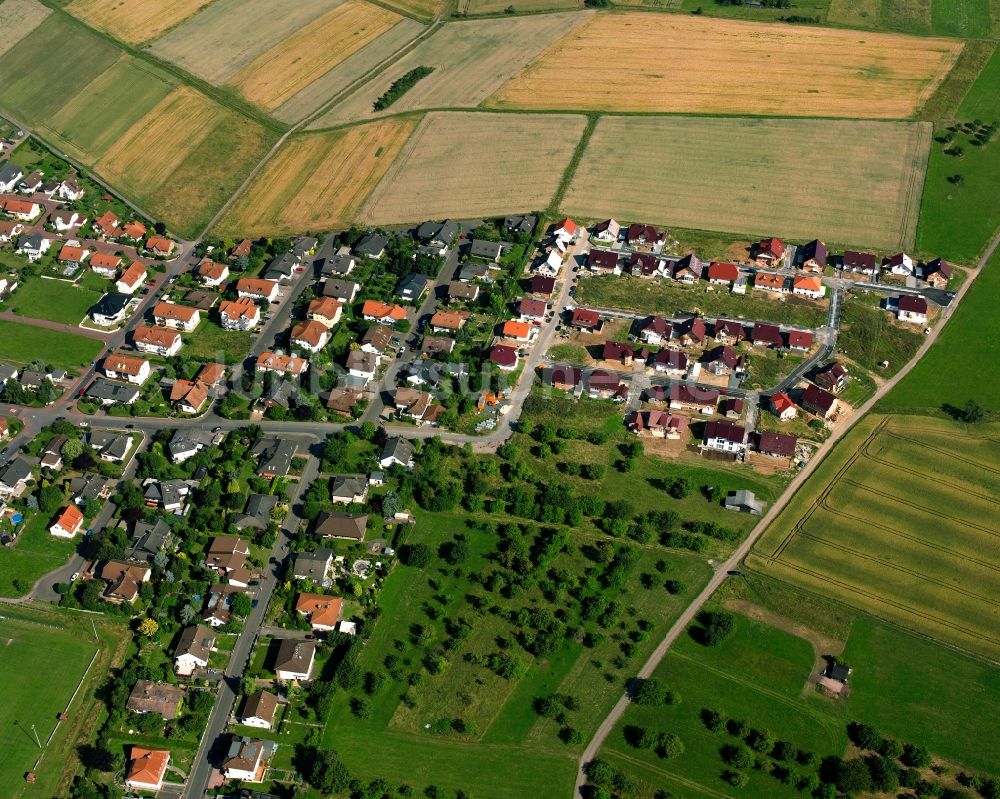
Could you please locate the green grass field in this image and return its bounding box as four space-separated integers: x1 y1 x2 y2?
748 413 1000 661
881 249 1000 414
828 0 994 36
575 275 827 329
0 13 119 125
183 322 254 363
917 45 1000 261
0 320 103 370
9 276 104 325
0 605 99 794
0 513 77 598
835 291 924 377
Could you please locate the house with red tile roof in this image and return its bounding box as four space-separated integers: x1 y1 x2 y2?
290 320 330 353
152 302 200 331
132 325 181 357
570 308 602 332
50 504 84 538
196 259 229 287
219 298 260 331
145 236 174 257
792 275 825 299
707 262 739 286
125 747 170 792
236 278 279 303
753 237 784 266
769 392 797 421
89 252 121 277
116 261 147 295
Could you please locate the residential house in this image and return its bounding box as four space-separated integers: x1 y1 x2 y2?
360 324 392 356
2 198 41 221
89 252 121 277
127 680 183 720
85 378 139 406
361 300 406 325
0 220 23 242
539 249 562 276
16 233 51 262
168 429 215 464
0 163 23 191
290 320 330 353
628 410 687 439
103 353 151 385
41 435 66 471
219 298 261 331
652 348 688 377
58 178 85 201
330 475 369 505
769 392 798 421
841 250 878 277
922 258 952 288
229 240 252 260
93 211 121 237
815 361 849 393
448 281 480 303
295 593 343 632
707 261 739 287
205 536 249 584
50 504 84 538
504 214 536 236
421 335 454 357
629 251 660 278
394 387 442 423
223 737 276 783
90 292 131 325
430 309 469 333
582 370 627 401
144 479 191 513
713 319 745 344
324 387 363 416
603 341 633 366
593 218 620 243
196 259 229 287
670 385 720 415
116 262 147 295
701 345 741 375
569 308 602 332
255 439 297 478
355 232 388 259
531 275 556 295
786 329 814 352
236 278 279 303
379 437 414 470
626 224 664 248
753 237 784 266
152 302 200 331
720 397 744 419
262 252 296 282
49 210 82 232
542 364 582 392
235 494 279 531
256 352 307 376
306 297 342 328
99 560 151 603
0 458 32 499
417 219 459 251
801 384 838 419
144 236 174 257
291 548 333 584
757 431 798 458
519 297 547 322
897 295 928 325
322 278 360 303
553 218 577 242
89 430 131 462
751 323 783 348
469 239 503 263
501 320 533 343
675 316 707 347
58 243 89 267
127 517 173 562
70 473 111 507
754 272 787 293
320 253 356 277
346 350 377 381
122 220 146 241
125 748 170 793
671 254 701 282
396 273 428 301
703 420 746 454
884 252 915 276
792 275 825 299
636 315 670 346
238 691 280 730
489 344 519 371
169 378 210 415
587 248 620 274
16 171 42 193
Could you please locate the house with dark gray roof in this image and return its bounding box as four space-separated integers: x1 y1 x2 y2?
417 219 459 249
379 437 414 469
330 475 369 505
128 518 173 562
262 252 296 282
320 254 355 277
86 378 140 405
0 458 33 499
291 548 333 583
322 278 360 302
254 439 297 478
91 292 131 325
395 273 428 302
469 239 503 262
355 232 388 259
236 494 279 530
504 215 536 235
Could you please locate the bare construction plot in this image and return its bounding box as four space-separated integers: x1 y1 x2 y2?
0 0 51 59
310 12 590 127
216 117 418 237
748 414 1000 662
361 111 586 224
149 0 343 84
66 0 211 44
226 0 403 112
563 116 930 250
489 13 962 118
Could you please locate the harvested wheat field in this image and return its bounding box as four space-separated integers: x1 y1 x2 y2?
311 12 590 127
217 118 418 237
381 0 443 20
563 116 930 250
66 0 210 44
150 0 343 84
274 17 425 123
227 1 402 112
489 13 962 118
361 111 586 224
0 0 51 59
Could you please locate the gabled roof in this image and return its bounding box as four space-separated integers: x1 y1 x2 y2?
603 340 633 361
531 275 555 295
118 261 147 288
489 344 518 368
291 320 329 348
315 511 368 540
637 315 670 336
754 272 787 290
714 319 745 339
295 593 343 627
90 252 121 270
799 239 828 266
127 747 169 787
104 353 148 376
175 624 214 662
755 237 784 258
786 329 814 349
587 249 619 270
704 419 745 444
92 292 131 318
898 295 928 313
752 322 783 345
570 308 601 328
707 262 739 282
793 275 823 292
236 277 277 297
239 691 279 725
802 383 836 412
770 392 796 413
758 431 797 457
501 320 531 339
361 300 406 321
152 301 198 323
842 250 877 270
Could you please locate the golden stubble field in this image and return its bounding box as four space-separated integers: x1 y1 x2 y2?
226 0 402 111
216 117 418 237
0 0 51 58
489 13 963 118
150 0 343 84
66 0 210 44
310 12 591 127
360 111 587 224
563 116 930 249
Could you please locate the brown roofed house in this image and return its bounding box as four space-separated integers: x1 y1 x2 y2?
127 680 184 720
315 511 368 541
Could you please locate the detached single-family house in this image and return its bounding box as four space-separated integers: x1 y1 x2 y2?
417 219 459 251
346 350 377 381
636 315 670 346
2 198 41 221
307 297 342 328
238 691 280 730
501 320 533 342
85 378 139 406
675 316 707 347
290 320 330 353
116 262 147 295
884 252 915 276
531 275 555 296
896 295 928 325
0 220 23 242
670 385 720 415
355 232 388 259
144 236 174 257
125 748 170 793
489 344 519 371
603 341 633 366
922 258 952 288
769 392 797 420
122 220 146 241
0 163 24 192
587 248 620 274
569 308 602 332
152 301 200 331
236 278 279 303
361 300 406 325
50 210 82 232
792 275 825 299
315 511 367 541
323 278 360 303
89 252 121 277
593 218 620 243
196 259 229 287
707 261 739 287
222 736 275 783
671 254 701 283
753 237 784 266
291 548 333 583
652 348 688 377
786 329 814 352
295 593 343 631
50 504 84 538
754 272 788 293
701 345 741 376
360 324 392 356
103 353 151 385
320 253 356 277
626 224 664 248
16 233 51 262
815 361 849 393
91 292 131 325
713 319 745 344
430 309 469 333
396 272 429 301
256 352 308 376
703 420 746 454
58 243 89 267
99 560 151 603
628 410 687 439
758 431 798 458
94 211 121 237
801 384 838 419
273 639 316 682
219 298 261 331
751 323 783 348
379 437 414 470
330 475 369 505
841 250 878 277
127 680 183 720
469 239 503 263
448 281 480 303
553 218 577 242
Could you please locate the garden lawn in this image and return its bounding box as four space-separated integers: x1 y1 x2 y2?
575 275 827 329
183 323 254 363
881 248 1000 413
0 320 104 369
0 512 77 597
9 276 103 325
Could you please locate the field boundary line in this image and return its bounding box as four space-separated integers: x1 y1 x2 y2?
886 428 1000 474
857 441 1000 502
840 478 999 535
